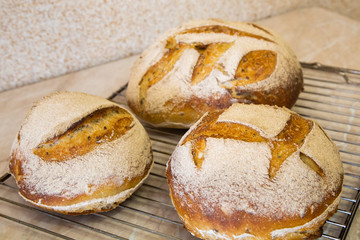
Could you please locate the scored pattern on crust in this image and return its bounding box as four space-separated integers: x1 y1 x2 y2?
137 23 277 113
181 110 324 179
178 24 274 42
229 50 277 87
33 106 134 161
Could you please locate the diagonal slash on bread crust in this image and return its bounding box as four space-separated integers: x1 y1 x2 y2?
137 24 277 113
33 107 134 161
181 111 324 179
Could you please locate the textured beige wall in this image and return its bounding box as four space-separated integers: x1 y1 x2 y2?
0 0 359 92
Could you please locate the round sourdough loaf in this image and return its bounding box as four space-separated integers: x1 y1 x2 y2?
9 91 153 215
126 19 303 128
166 103 343 239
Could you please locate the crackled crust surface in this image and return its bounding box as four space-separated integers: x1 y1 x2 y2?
166 103 343 239
126 19 303 128
9 92 153 215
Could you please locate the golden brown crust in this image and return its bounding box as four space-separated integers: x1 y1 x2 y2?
128 92 234 127
33 106 133 162
166 103 343 239
178 24 274 42
9 92 153 215
11 149 153 215
126 19 303 128
167 164 342 240
224 73 303 109
180 110 314 179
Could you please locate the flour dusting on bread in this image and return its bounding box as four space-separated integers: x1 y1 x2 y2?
167 103 343 239
10 92 153 214
127 19 303 128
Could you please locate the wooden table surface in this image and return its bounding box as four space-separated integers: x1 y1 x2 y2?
1 7 359 239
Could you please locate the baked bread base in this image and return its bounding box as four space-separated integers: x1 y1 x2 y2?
166 103 343 239
179 193 341 240
14 160 154 215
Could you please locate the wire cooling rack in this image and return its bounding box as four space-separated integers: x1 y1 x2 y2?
0 63 359 239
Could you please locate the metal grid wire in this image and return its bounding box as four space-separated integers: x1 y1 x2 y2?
1 63 359 239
